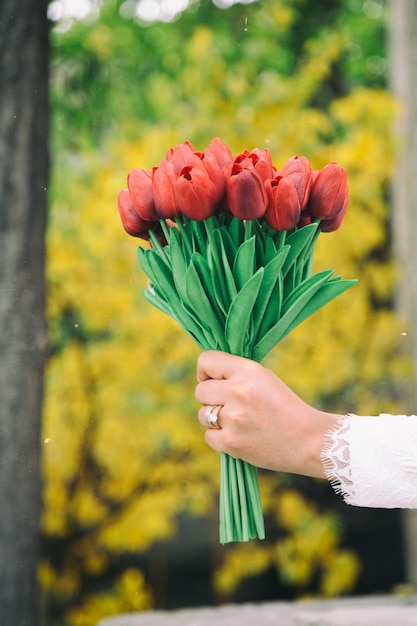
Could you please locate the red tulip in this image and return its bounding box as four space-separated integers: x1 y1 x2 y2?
225 158 268 220
174 163 219 220
320 186 349 232
117 189 156 239
204 137 233 169
200 137 233 203
264 175 301 231
153 141 221 218
152 160 181 218
278 155 312 210
127 167 158 221
164 140 196 170
307 163 348 220
247 148 275 182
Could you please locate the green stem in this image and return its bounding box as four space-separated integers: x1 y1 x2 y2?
220 452 233 544
235 458 250 541
243 462 265 540
159 219 171 244
228 454 242 540
244 219 254 241
276 228 287 250
175 217 193 260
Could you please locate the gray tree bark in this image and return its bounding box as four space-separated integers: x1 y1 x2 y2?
388 0 417 587
0 1 49 624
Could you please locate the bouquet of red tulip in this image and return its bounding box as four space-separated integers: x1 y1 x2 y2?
118 137 356 544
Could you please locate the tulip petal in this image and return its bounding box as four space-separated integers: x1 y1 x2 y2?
226 168 268 220
128 168 158 221
265 176 300 231
308 163 347 219
278 155 312 209
117 189 155 239
174 165 218 220
152 162 180 218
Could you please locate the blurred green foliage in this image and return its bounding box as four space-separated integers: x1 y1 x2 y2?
43 1 406 625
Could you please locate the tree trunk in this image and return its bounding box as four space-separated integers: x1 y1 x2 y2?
0 1 49 624
388 0 417 586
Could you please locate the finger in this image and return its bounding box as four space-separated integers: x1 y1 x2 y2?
198 404 225 429
204 428 226 454
196 350 249 383
195 377 229 405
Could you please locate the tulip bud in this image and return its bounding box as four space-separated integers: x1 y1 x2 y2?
152 161 181 219
225 161 268 220
248 148 274 182
200 137 233 203
320 186 349 232
127 168 158 221
153 142 215 218
264 175 301 231
117 189 155 239
165 141 196 171
174 164 219 220
307 163 347 220
204 137 233 169
278 155 312 209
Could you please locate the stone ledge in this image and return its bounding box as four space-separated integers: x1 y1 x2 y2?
98 594 417 626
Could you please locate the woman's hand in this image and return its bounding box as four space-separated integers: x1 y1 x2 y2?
195 351 339 478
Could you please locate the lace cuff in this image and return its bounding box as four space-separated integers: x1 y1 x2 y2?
321 413 417 509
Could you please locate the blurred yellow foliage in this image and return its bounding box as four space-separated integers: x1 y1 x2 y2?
216 489 360 598
43 1 407 622
67 569 152 626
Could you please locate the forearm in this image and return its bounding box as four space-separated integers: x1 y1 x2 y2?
321 413 417 508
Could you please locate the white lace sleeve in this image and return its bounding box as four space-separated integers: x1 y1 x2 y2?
321 414 417 508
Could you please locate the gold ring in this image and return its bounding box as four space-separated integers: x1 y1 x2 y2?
205 405 222 429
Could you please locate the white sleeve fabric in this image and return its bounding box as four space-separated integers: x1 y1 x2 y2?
321 413 417 508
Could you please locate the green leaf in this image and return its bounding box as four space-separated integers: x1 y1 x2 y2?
225 268 264 355
254 275 283 345
174 218 193 260
213 228 238 306
281 223 319 277
144 249 176 297
141 287 172 316
148 227 171 261
252 246 289 337
204 218 230 312
141 286 213 349
281 269 334 316
228 216 245 248
252 270 335 361
233 236 256 291
137 246 156 282
264 236 279 264
219 225 238 264
190 219 208 255
190 253 225 324
287 278 358 334
169 230 188 302
185 261 227 349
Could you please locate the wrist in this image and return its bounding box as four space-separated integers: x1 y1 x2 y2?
301 410 340 479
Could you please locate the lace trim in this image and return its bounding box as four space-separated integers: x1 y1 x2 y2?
321 413 417 508
387 413 417 474
321 415 355 503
